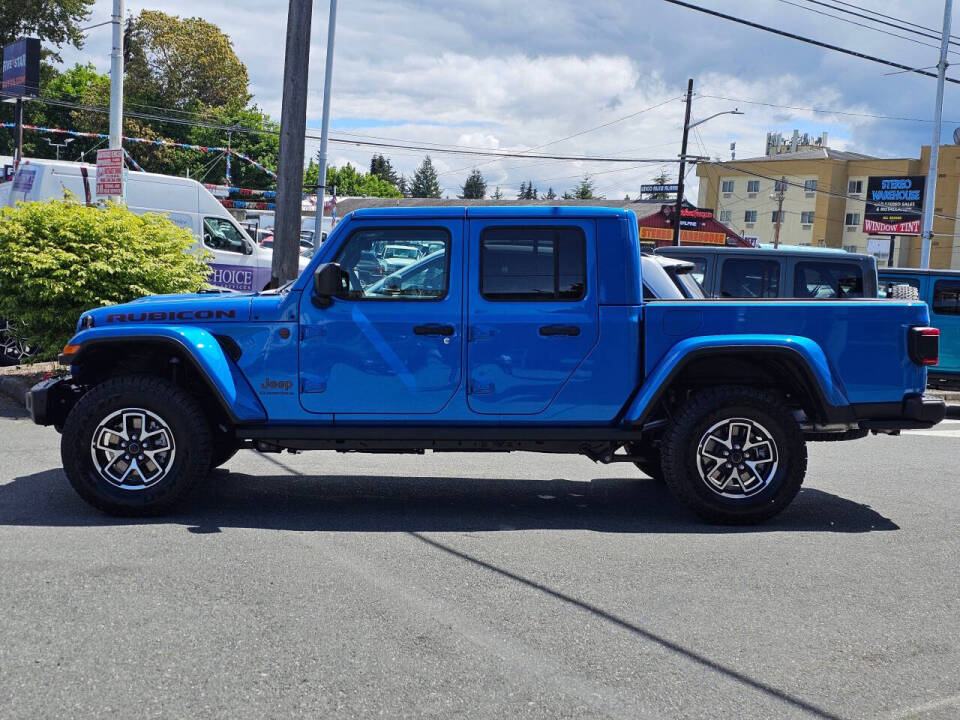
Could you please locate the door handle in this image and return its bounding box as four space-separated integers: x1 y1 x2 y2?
539 324 580 337
414 323 455 337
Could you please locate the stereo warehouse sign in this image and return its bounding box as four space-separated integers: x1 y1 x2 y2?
863 176 925 236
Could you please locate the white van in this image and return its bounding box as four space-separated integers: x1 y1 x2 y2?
5 158 306 292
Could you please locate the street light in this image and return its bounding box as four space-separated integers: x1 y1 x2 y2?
672 77 744 246
45 137 74 160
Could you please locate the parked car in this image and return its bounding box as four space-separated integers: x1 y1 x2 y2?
381 244 422 271
655 245 878 299
30 206 943 524
879 267 960 388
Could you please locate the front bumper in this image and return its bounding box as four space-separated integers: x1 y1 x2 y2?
855 394 946 432
26 376 78 428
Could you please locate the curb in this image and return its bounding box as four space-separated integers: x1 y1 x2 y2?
0 375 29 405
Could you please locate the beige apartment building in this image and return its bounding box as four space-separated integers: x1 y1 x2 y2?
696 135 960 269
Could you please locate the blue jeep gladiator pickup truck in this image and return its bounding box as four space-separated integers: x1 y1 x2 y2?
27 207 945 524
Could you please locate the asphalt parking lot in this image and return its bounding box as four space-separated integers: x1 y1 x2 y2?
1 393 958 720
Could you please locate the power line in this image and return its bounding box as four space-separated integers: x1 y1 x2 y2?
437 94 684 177
793 0 951 46
828 0 960 42
696 92 960 124
775 0 959 56
2 93 683 164
661 0 960 84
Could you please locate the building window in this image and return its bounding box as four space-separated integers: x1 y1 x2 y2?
746 180 760 193
804 179 818 193
848 180 863 194
845 212 861 227
801 211 816 224
719 210 732 223
744 210 757 223
721 180 735 193
774 179 787 192
771 211 785 223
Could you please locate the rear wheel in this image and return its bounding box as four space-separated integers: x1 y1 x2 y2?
661 386 807 524
61 375 212 516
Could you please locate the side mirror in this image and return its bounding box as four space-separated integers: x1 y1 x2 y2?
243 242 254 255
312 262 348 308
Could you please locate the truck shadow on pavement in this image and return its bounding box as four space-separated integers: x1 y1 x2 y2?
1 466 899 534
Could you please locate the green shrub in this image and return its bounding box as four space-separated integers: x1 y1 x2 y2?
0 199 210 359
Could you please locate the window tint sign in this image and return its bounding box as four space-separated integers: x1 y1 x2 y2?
863 176 924 235
2 38 40 98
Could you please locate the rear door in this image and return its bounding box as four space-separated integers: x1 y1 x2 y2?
466 220 598 414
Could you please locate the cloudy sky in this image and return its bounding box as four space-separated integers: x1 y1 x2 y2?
57 0 960 199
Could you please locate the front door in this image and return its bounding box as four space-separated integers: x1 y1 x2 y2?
930 276 960 375
202 216 262 292
299 220 463 414
466 220 598 414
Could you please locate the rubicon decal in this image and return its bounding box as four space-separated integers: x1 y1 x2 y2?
105 309 237 322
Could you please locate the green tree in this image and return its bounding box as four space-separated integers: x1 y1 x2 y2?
649 170 673 199
410 156 442 198
544 187 556 200
369 154 399 186
516 181 528 200
397 175 409 197
564 174 603 200
124 10 251 110
491 186 504 200
460 169 486 199
0 0 94 58
320 162 402 198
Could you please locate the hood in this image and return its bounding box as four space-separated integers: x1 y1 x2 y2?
79 292 253 330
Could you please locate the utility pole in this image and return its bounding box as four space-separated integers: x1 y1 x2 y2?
672 78 694 246
920 0 953 269
773 176 786 249
13 99 23 169
313 0 338 249
272 0 314 286
109 0 124 150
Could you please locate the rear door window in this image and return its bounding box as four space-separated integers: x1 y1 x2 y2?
793 262 864 298
933 279 960 315
480 226 586 301
719 259 780 298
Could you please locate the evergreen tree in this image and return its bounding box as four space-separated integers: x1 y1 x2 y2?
566 174 603 200
516 181 528 200
398 174 410 197
410 156 442 198
527 181 538 200
460 169 487 199
544 187 556 200
649 170 673 199
624 194 631 201
369 154 400 186
491 186 504 200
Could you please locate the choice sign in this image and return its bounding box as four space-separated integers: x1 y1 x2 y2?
863 176 925 236
2 38 40 98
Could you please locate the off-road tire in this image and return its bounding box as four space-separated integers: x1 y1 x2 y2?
61 375 212 516
661 385 807 524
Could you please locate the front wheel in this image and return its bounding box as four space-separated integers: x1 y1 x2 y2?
61 375 213 516
660 386 807 524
